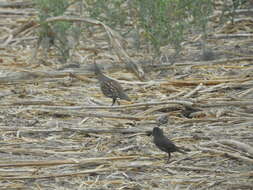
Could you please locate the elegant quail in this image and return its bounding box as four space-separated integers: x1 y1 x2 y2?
152 127 186 161
94 63 131 106
156 114 168 126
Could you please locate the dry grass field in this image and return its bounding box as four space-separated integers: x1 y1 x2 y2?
0 1 252 189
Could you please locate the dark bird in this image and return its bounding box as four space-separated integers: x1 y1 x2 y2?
94 63 131 106
156 114 168 126
152 127 186 161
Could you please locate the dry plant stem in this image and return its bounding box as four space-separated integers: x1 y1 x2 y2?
135 104 183 117
102 24 145 80
198 180 226 190
0 148 56 156
0 70 70 84
169 165 238 174
44 16 144 80
183 83 203 98
29 109 143 120
0 1 35 8
217 139 253 155
0 70 143 85
166 77 253 86
199 83 232 93
238 171 253 177
200 100 253 107
228 110 253 117
0 126 55 132
69 72 93 83
1 147 124 156
238 88 253 98
0 158 154 181
62 127 151 134
160 167 177 175
174 57 253 67
0 156 137 168
0 69 251 87
20 100 193 110
10 21 36 41
0 9 35 16
0 168 112 180
210 34 253 39
197 147 253 164
178 118 231 124
209 8 253 20
233 8 253 15
217 143 252 161
7 100 55 106
170 151 201 165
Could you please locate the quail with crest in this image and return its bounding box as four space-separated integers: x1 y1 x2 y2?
94 62 131 106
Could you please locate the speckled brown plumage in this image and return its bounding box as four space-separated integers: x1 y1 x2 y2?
94 63 130 105
152 127 186 161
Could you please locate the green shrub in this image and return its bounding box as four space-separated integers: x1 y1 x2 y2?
220 0 248 24
86 0 213 57
35 0 214 60
36 0 79 63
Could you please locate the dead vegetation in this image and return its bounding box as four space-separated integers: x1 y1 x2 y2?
0 0 253 189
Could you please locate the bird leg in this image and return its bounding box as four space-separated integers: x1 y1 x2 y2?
167 152 171 162
111 98 116 106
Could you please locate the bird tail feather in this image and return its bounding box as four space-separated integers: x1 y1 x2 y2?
176 147 187 154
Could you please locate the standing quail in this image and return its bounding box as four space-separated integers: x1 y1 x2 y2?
152 127 186 161
94 63 131 106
